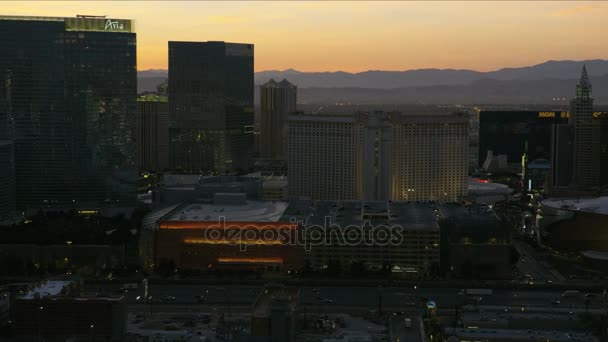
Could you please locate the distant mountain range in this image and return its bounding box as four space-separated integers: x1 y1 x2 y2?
138 60 608 104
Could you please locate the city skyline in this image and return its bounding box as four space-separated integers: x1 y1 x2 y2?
3 1 608 72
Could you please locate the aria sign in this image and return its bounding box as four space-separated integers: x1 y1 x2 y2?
64 17 132 33
104 19 125 31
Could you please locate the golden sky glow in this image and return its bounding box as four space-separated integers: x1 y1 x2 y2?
3 1 608 72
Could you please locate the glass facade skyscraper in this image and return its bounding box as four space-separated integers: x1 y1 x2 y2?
0 16 136 210
168 41 254 175
479 110 568 166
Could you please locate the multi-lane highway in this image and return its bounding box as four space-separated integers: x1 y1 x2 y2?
87 283 607 313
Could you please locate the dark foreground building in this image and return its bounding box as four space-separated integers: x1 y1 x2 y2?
137 95 169 173
0 140 16 223
0 15 137 211
260 79 297 161
168 41 254 174
14 279 126 341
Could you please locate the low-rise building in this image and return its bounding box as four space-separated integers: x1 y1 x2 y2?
438 204 512 279
251 284 300 342
147 193 302 272
157 174 263 206
283 201 440 275
261 176 288 201
14 279 126 341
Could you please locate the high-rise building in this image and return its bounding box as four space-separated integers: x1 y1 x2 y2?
363 112 392 201
287 113 364 200
0 140 16 223
287 111 468 201
168 41 254 175
391 113 469 202
550 123 574 189
0 15 137 210
570 66 606 191
478 110 569 166
260 79 297 160
137 95 169 173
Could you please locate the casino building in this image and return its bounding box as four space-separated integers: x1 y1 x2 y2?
140 193 302 272
539 197 608 255
478 109 568 167
0 15 137 211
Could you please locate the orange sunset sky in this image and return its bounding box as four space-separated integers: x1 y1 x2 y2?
3 1 608 72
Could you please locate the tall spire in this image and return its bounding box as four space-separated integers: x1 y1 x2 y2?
576 64 592 98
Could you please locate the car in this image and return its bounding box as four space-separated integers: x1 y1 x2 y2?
585 293 596 298
323 298 334 304
551 300 561 305
562 290 581 298
546 280 553 284
163 295 176 301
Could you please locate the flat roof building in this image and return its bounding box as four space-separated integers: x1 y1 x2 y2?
14 279 127 341
251 285 300 342
146 194 302 272
282 200 441 275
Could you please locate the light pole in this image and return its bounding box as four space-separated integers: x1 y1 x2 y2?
37 305 44 342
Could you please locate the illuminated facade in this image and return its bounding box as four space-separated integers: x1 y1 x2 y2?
147 194 302 271
168 41 255 174
390 113 468 202
137 95 169 173
287 111 468 202
0 15 137 210
260 79 297 160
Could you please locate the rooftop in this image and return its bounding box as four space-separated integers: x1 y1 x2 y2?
467 178 513 195
542 196 608 216
21 280 73 299
283 200 441 230
0 15 134 33
581 250 608 261
252 285 299 318
161 199 289 223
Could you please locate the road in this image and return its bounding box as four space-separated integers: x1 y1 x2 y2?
87 283 608 314
514 240 565 282
389 312 423 342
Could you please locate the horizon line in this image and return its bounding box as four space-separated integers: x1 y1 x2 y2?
137 58 607 74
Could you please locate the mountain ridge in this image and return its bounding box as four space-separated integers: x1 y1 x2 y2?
137 59 608 104
139 59 608 88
